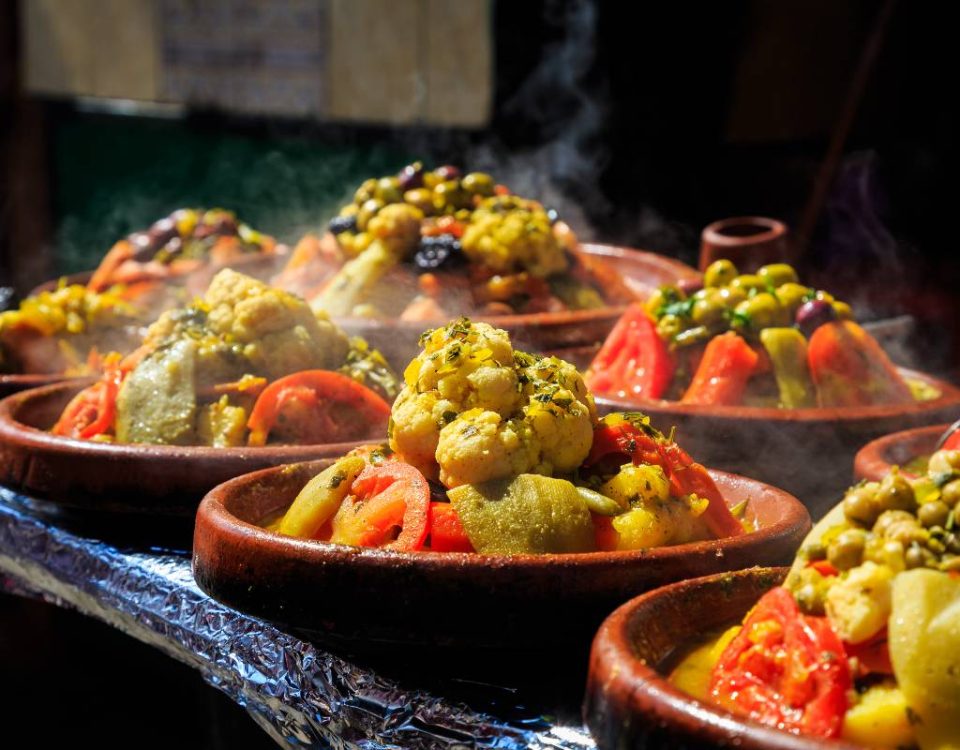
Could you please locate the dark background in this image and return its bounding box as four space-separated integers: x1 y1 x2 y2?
1 0 958 746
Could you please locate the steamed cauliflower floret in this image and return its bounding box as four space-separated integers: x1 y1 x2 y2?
824 561 894 644
461 199 569 278
147 269 350 379
389 318 595 487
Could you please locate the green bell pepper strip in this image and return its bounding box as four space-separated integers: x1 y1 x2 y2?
760 327 817 409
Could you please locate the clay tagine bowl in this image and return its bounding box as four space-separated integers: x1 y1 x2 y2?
0 372 82 399
193 460 810 648
0 382 369 515
590 369 960 519
853 421 960 482
334 242 700 367
585 566 862 750
698 216 791 273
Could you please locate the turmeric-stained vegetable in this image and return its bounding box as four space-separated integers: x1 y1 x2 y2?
760 327 816 408
279 456 366 538
807 321 913 407
681 332 758 405
447 474 595 554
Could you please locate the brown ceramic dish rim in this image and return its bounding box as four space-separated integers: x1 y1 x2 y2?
701 216 788 248
198 462 810 569
0 380 374 460
853 422 948 482
589 567 864 750
595 368 960 424
328 243 700 329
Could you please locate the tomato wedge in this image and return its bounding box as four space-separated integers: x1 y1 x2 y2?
246 370 391 446
52 361 125 440
681 331 758 405
330 462 431 551
586 304 675 399
429 502 474 552
710 587 850 738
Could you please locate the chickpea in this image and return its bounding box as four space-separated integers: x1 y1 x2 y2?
828 528 867 571
844 483 881 526
918 500 950 529
758 263 799 288
929 450 960 478
704 259 738 288
875 470 917 513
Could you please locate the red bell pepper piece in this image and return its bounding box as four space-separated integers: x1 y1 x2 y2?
51 358 125 440
807 321 913 407
586 304 675 399
681 332 759 405
429 502 474 552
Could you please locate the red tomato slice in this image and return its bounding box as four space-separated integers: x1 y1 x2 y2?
52 362 124 440
586 304 675 399
710 587 850 738
330 462 430 551
428 502 474 552
246 370 391 446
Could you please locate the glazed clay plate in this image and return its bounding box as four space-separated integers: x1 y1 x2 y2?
854 422 952 482
0 382 370 515
587 365 960 518
585 567 862 750
333 243 700 366
0 373 82 399
193 460 810 648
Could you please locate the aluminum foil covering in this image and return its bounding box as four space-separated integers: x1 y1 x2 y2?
0 488 596 749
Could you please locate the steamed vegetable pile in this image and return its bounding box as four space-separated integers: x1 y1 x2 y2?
0 282 146 375
273 318 747 554
274 163 635 320
671 456 960 749
587 259 923 408
51 269 398 446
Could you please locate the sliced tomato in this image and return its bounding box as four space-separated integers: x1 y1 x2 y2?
586 304 675 399
807 321 913 407
429 502 474 552
710 587 850 738
51 361 124 440
681 331 758 405
330 462 430 551
246 370 391 446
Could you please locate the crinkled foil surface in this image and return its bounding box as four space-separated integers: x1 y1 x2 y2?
0 488 596 749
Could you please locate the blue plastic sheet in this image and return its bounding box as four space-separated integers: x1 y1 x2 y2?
0 488 596 749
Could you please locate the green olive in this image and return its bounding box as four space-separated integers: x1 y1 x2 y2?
733 292 788 331
691 290 726 328
801 541 827 561
717 285 747 308
338 203 359 218
375 176 402 204
918 500 950 529
929 450 960 477
814 289 836 304
758 263 799 288
942 478 960 507
403 188 434 214
776 282 811 314
832 301 854 321
704 259 738 288
433 180 469 211
843 483 881 526
656 314 684 341
730 274 766 294
874 509 917 538
422 171 442 189
906 544 936 569
354 178 378 205
828 528 867 571
645 286 681 317
462 172 495 196
875 470 917 513
674 325 711 347
794 582 826 615
356 198 384 231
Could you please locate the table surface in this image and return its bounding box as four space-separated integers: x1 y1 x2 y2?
0 487 597 750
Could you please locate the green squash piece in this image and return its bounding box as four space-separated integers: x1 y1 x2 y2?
448 474 596 554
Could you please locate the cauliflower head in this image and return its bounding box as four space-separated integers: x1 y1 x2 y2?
146 269 350 380
461 197 569 278
389 318 595 486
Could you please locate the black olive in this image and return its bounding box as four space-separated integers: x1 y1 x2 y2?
398 162 424 191
435 165 461 181
328 214 358 235
413 235 464 271
795 299 836 336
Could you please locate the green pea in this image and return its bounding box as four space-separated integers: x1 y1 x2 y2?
462 172 495 196
828 528 867 571
758 263 799 288
704 259 738 288
876 471 917 513
843 483 881 526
